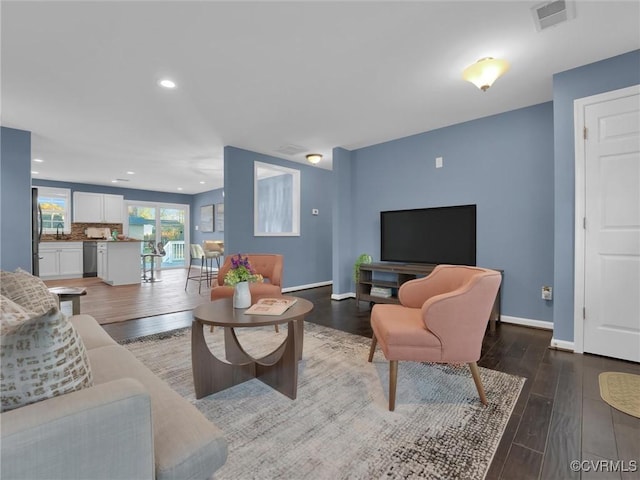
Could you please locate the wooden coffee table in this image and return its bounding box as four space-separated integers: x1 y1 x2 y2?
191 296 313 400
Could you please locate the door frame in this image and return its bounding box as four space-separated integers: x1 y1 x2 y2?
573 84 640 353
123 200 190 269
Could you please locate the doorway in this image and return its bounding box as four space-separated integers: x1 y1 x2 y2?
126 202 189 269
574 85 640 362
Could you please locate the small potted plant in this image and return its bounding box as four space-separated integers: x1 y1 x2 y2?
353 253 373 283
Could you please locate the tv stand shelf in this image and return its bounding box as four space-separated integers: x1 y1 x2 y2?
357 262 502 331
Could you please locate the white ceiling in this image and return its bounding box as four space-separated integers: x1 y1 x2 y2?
2 1 639 194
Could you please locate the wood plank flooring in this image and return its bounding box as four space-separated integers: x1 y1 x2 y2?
45 268 212 324
60 272 639 479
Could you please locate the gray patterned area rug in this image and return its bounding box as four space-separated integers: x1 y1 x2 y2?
123 323 525 480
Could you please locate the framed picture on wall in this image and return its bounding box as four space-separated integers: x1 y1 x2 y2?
200 205 214 232
215 203 224 232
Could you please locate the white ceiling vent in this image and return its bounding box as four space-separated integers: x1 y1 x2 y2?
274 144 308 156
532 0 575 31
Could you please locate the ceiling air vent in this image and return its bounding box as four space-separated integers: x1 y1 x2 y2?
531 0 575 31
274 144 308 156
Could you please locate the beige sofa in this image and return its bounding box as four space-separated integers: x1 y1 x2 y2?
1 312 228 479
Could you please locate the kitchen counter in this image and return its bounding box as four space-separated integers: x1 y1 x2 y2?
97 241 142 286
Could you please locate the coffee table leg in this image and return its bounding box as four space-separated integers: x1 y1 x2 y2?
191 320 255 399
224 327 255 364
255 320 299 399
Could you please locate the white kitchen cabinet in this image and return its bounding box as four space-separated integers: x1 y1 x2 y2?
73 192 124 223
39 242 83 279
97 242 108 280
98 241 141 286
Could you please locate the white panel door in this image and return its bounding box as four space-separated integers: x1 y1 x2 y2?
583 90 640 362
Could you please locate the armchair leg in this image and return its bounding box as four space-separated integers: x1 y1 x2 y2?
468 362 488 405
368 334 377 362
389 360 398 411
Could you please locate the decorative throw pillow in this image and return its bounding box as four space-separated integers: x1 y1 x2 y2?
0 306 93 412
0 295 34 335
0 268 58 314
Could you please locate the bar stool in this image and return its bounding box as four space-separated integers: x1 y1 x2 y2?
142 242 165 283
185 244 209 293
203 241 223 285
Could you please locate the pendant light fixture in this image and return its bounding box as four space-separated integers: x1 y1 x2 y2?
462 57 510 91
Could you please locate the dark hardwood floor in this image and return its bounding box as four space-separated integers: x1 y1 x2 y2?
101 284 639 480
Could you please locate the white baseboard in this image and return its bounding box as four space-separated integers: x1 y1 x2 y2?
282 281 332 293
501 316 575 352
500 315 553 331
331 292 356 301
549 338 576 352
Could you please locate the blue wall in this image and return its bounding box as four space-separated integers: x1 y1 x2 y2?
331 147 355 295
32 179 193 207
1 127 32 272
224 146 333 289
32 179 195 245
552 49 640 341
192 188 225 246
341 103 555 323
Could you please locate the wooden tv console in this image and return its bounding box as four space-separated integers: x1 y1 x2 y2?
357 262 502 332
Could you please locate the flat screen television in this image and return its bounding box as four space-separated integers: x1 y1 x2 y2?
380 204 476 265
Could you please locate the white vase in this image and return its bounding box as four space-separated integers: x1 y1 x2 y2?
233 281 251 308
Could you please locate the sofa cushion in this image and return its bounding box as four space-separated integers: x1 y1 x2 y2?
0 307 93 412
0 268 58 314
88 345 228 479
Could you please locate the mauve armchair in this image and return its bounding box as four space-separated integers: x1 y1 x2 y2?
368 264 502 411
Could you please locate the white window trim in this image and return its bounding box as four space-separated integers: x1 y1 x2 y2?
38 186 72 234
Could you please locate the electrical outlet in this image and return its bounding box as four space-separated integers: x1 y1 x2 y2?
542 286 552 300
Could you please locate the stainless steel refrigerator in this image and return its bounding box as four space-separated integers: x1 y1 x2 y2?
31 187 42 276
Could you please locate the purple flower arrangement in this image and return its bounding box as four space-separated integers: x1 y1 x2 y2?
224 254 263 286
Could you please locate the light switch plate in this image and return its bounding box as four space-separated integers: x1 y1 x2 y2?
435 156 443 168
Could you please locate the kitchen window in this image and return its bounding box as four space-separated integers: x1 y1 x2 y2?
38 187 71 234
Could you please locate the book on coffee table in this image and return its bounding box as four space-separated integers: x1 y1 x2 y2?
244 297 298 316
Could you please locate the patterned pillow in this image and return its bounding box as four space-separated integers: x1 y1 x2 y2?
0 268 58 314
0 306 93 412
0 295 34 335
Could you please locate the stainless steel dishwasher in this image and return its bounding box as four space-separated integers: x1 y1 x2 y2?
83 241 98 277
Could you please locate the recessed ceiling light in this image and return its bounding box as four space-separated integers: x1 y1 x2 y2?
177 187 183 191
33 158 44 163
111 180 118 183
126 171 135 175
199 181 205 184
31 171 39 175
158 79 176 89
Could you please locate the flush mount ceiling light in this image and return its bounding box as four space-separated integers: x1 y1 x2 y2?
462 57 510 91
158 79 176 89
306 153 322 164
